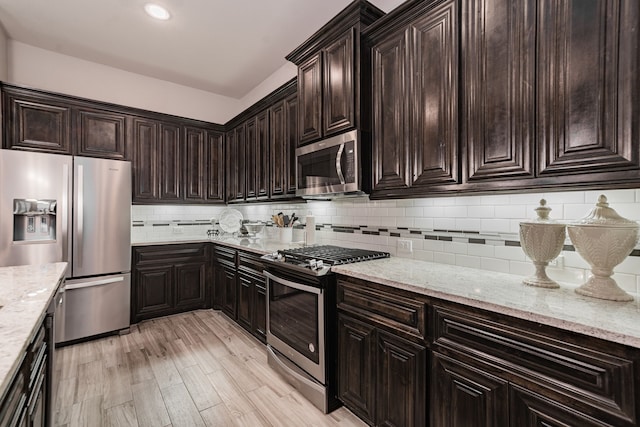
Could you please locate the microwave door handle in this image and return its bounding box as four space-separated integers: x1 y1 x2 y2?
336 143 345 185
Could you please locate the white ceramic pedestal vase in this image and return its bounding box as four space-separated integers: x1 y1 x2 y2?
519 199 566 288
567 195 639 302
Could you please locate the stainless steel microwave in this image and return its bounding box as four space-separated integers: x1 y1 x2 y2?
296 130 368 199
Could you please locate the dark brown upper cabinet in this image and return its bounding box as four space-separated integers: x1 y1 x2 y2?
462 0 535 183
2 84 129 160
75 108 127 160
270 92 298 199
206 131 225 202
537 0 639 177
2 87 72 154
158 122 182 201
370 0 458 195
255 110 270 199
184 126 224 203
132 118 159 202
226 78 297 203
368 0 640 199
286 0 384 146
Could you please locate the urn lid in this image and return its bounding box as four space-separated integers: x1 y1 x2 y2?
520 199 564 226
570 195 639 228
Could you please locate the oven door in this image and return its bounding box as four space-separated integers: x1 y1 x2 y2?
264 270 325 383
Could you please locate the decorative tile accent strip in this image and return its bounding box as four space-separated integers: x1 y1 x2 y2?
505 240 521 247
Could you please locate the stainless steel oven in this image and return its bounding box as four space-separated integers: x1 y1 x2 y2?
263 268 338 413
265 271 325 382
262 245 390 414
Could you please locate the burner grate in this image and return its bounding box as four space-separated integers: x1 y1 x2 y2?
280 245 390 266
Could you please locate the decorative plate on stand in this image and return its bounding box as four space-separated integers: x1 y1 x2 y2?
218 208 243 234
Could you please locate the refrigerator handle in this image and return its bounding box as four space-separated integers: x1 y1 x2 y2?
77 164 84 269
61 164 70 264
65 276 124 290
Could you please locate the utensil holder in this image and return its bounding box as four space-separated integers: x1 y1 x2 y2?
279 227 293 243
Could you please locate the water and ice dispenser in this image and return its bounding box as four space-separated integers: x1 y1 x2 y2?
13 199 57 242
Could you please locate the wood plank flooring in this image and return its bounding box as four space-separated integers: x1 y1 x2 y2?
54 310 366 427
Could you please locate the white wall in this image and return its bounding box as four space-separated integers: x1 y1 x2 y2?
0 24 8 81
238 62 297 112
6 41 243 123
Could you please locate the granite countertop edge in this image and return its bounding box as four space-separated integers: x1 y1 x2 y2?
0 262 67 400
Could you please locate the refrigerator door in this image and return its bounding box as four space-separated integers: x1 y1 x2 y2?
60 273 131 343
72 157 131 277
0 150 72 270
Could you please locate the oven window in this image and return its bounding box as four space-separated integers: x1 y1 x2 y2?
269 281 319 364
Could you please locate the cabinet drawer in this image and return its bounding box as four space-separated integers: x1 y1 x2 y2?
213 245 236 265
134 243 208 265
238 251 264 276
433 304 637 424
0 360 26 427
337 279 426 341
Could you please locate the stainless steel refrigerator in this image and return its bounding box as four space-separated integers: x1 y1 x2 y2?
0 150 131 343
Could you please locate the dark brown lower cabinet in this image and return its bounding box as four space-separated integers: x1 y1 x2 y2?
131 243 210 323
212 244 266 343
0 318 50 427
431 302 640 427
431 352 509 427
337 276 428 427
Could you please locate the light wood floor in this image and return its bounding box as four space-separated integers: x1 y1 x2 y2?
54 310 366 427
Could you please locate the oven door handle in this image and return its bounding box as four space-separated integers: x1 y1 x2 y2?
263 271 322 295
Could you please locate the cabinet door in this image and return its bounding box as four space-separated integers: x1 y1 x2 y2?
245 118 257 199
206 131 225 202
431 352 509 427
184 127 207 202
298 53 323 145
372 28 412 191
510 385 612 427
175 262 207 310
237 274 253 331
158 123 182 201
134 265 174 320
225 130 236 203
256 110 270 199
221 265 237 319
233 124 246 201
376 330 427 427
132 118 159 202
411 1 459 187
3 93 72 154
337 314 376 425
323 29 355 136
285 94 299 194
254 280 267 343
462 0 535 182
537 0 640 176
75 108 127 160
270 100 286 197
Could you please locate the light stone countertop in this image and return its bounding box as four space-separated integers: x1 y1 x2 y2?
332 257 640 349
0 262 67 400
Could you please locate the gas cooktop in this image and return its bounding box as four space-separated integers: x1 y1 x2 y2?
261 245 390 276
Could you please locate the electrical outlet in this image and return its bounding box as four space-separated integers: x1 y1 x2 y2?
397 239 413 253
549 255 564 268
172 226 184 234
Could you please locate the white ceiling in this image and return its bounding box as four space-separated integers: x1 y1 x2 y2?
0 0 404 99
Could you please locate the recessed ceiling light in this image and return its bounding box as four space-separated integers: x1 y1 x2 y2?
144 3 171 21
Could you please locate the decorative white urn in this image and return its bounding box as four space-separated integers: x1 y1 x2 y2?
567 195 639 302
519 199 566 288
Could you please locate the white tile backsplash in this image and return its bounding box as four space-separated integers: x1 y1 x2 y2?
132 187 640 292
